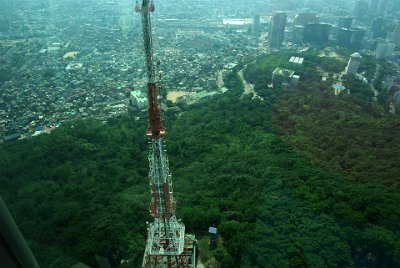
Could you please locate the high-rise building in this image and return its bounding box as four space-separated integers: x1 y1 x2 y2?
294 13 319 26
391 21 400 47
265 4 273 14
336 26 366 49
350 28 366 49
376 42 395 59
377 0 388 16
273 0 301 10
292 25 304 44
337 28 353 47
345 52 362 75
253 14 261 37
353 0 369 19
370 17 387 39
338 17 354 29
368 0 379 17
303 23 331 46
269 12 287 49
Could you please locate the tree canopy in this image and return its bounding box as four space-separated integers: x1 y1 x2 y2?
1 50 399 267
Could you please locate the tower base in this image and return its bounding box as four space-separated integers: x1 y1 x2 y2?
142 234 196 268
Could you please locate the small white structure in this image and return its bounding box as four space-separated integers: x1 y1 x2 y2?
129 90 148 110
66 62 83 70
345 52 362 75
289 56 304 65
222 18 253 26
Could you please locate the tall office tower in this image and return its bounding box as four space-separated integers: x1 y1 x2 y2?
368 0 379 17
303 23 332 46
265 4 273 14
391 21 400 47
292 25 305 44
269 12 287 49
338 17 354 29
101 1 121 29
294 13 319 26
353 0 369 19
370 17 387 39
253 14 261 37
274 0 300 10
377 0 388 16
345 52 362 75
350 28 366 49
304 0 324 11
337 28 353 47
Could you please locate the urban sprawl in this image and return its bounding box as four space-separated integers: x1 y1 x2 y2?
1 0 400 141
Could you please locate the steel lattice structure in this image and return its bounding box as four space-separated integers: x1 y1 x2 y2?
135 1 195 267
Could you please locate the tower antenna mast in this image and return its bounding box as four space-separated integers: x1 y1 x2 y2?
135 1 196 267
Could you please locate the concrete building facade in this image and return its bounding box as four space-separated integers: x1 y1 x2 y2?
353 0 369 19
294 13 319 26
391 21 400 47
272 68 299 88
376 42 395 59
338 17 354 29
350 28 366 49
303 23 332 46
345 52 362 75
129 90 148 110
253 14 261 37
269 12 287 49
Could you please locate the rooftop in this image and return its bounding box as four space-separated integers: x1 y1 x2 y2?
63 51 79 59
222 18 253 26
333 84 346 91
130 90 147 98
289 56 304 64
351 52 362 59
273 68 295 78
208 227 218 235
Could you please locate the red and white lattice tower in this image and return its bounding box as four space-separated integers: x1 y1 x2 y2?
135 1 196 267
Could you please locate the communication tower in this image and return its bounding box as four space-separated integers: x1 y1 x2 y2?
135 1 196 267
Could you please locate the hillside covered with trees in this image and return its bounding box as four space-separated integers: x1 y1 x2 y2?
242 50 400 188
1 51 400 267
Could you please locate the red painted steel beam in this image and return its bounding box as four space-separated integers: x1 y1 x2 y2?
146 82 165 138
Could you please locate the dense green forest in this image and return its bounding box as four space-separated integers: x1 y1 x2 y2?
0 118 150 267
1 51 400 267
242 50 400 188
272 86 400 187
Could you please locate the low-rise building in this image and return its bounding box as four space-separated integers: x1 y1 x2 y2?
129 90 148 111
272 68 299 88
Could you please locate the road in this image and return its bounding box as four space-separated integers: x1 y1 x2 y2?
238 67 263 101
371 63 381 100
216 70 224 88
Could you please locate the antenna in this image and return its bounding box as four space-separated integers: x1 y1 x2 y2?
135 1 196 267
